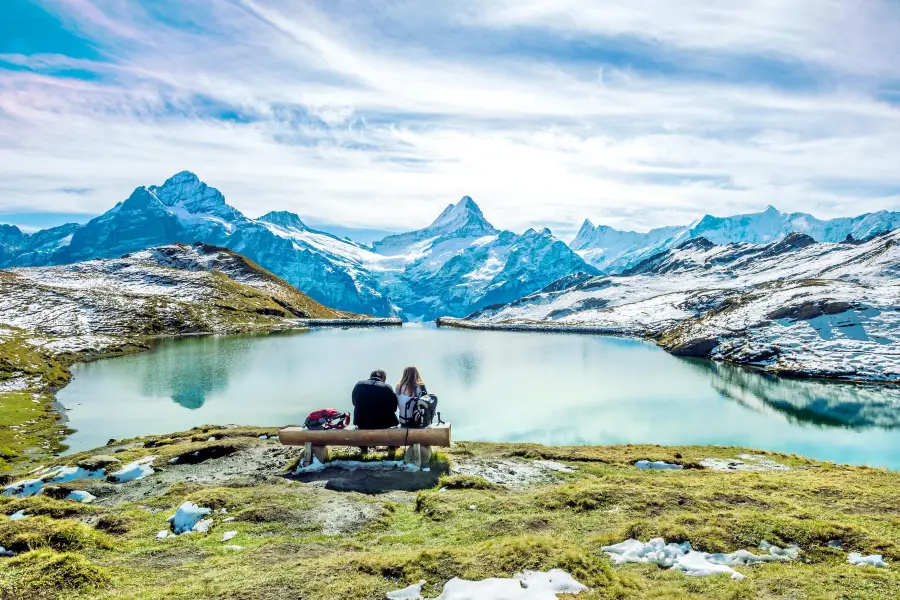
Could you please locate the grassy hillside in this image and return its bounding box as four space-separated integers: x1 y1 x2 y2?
1 433 897 599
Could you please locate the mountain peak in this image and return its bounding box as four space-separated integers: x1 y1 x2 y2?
258 211 307 232
0 224 24 239
427 195 495 234
763 205 779 214
146 171 246 225
167 171 200 185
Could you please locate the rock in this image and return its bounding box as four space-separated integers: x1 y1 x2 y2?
665 337 719 357
77 455 122 471
767 300 854 321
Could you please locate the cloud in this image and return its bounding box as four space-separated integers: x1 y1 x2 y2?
0 0 898 240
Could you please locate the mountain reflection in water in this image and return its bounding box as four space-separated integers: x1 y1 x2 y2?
57 325 900 468
694 360 900 430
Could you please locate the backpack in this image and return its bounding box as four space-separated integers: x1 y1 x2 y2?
304 408 350 430
400 387 441 428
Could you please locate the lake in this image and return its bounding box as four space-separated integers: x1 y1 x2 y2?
57 324 900 468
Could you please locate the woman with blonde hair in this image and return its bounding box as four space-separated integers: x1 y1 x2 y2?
396 366 427 426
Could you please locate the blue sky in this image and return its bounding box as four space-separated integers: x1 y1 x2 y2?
1 0 899 238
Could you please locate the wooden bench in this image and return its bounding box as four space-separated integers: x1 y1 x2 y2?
279 424 451 468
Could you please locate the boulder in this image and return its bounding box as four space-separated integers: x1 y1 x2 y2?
76 455 122 471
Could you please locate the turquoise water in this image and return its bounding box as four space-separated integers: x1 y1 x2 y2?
58 325 900 468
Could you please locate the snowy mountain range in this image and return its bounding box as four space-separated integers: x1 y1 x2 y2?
466 230 900 381
571 205 900 272
2 171 899 322
0 172 593 319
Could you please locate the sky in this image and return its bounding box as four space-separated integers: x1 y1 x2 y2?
1 1 899 239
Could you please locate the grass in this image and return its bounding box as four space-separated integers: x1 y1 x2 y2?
0 331 73 474
0 434 897 599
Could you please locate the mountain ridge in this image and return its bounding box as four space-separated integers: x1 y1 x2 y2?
572 205 900 273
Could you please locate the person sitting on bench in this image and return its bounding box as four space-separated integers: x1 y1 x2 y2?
351 369 399 456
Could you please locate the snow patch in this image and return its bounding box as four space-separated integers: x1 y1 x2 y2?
8 510 28 521
108 456 156 482
295 457 422 473
221 530 237 542
848 553 888 567
65 490 97 503
700 454 789 472
3 465 105 497
602 538 801 580
635 460 683 470
167 501 213 534
385 569 587 600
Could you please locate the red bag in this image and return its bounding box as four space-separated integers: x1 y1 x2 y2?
304 408 350 430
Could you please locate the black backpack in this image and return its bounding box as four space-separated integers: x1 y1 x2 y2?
399 386 441 428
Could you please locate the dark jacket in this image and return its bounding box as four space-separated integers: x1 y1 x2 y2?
352 378 399 429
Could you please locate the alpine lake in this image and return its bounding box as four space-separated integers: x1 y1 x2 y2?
57 324 900 468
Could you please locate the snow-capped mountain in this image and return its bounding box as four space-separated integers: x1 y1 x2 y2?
0 242 354 340
468 230 900 381
572 205 900 272
0 172 593 319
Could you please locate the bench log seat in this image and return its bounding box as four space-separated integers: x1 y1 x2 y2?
279 424 451 468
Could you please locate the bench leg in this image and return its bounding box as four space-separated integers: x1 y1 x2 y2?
404 444 432 467
303 442 313 468
313 445 329 464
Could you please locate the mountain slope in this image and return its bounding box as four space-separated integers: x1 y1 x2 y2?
573 205 900 273
468 230 900 381
0 242 355 340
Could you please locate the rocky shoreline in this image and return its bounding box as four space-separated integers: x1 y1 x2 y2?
435 316 637 336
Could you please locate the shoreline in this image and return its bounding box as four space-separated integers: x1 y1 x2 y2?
435 316 642 337
435 317 898 385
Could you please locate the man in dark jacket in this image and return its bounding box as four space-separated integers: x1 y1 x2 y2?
352 369 399 455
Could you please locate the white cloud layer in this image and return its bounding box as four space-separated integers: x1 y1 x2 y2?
1 0 899 238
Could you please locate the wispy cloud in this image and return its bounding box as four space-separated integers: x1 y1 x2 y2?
1 0 898 239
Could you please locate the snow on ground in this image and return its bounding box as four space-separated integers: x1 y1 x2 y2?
700 454 790 472
635 460 683 470
2 456 155 497
449 458 577 488
385 569 588 600
295 457 422 474
8 510 28 520
108 456 156 483
2 465 106 497
848 553 889 567
66 490 97 503
602 538 801 580
221 530 237 542
167 501 212 534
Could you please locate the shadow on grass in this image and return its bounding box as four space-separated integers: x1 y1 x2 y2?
284 448 450 494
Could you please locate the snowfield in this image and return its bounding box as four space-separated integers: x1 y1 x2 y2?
467 231 900 381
